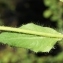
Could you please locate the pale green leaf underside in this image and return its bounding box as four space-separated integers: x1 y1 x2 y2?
0 23 62 52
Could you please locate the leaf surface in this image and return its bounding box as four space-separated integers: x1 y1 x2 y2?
0 23 62 52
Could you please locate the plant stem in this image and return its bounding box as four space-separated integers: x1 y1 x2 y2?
0 26 63 38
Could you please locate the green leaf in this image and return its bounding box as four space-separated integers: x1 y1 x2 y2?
43 10 52 18
0 23 62 52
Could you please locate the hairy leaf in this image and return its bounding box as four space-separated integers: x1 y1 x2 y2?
0 23 62 52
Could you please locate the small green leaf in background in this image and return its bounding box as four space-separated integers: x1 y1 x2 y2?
0 23 62 52
43 10 52 18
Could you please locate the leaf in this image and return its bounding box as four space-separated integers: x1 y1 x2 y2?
43 10 52 18
0 23 62 52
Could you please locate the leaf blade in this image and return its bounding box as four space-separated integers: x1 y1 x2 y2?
0 23 62 52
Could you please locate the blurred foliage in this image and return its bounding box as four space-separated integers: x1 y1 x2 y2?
0 0 16 10
43 0 63 29
0 0 63 63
